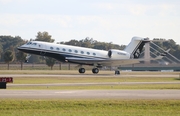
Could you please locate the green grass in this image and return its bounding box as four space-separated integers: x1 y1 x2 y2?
0 99 179 116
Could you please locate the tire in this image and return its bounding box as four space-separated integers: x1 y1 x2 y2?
92 68 99 74
79 68 85 73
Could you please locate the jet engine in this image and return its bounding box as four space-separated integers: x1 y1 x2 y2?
108 49 130 59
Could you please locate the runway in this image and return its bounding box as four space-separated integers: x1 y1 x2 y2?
0 90 180 99
1 73 180 100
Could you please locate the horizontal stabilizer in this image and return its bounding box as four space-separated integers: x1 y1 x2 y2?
149 49 170 61
160 49 170 56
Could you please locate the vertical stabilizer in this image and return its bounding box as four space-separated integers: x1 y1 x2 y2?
124 37 149 59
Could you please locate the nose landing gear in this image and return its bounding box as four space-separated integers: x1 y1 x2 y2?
25 54 31 63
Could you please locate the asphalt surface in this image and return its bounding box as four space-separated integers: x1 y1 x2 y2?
0 90 180 99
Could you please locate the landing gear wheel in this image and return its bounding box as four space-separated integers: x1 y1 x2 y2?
92 68 99 74
79 68 85 74
115 70 120 75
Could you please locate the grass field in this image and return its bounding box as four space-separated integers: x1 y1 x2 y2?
0 99 180 116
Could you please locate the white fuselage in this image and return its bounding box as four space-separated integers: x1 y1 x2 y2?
18 41 131 64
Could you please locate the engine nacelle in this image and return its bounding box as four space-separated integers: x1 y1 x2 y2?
108 49 130 59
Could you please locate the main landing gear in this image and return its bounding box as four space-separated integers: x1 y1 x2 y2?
79 68 99 74
78 67 120 75
79 68 85 73
92 68 99 74
115 70 120 75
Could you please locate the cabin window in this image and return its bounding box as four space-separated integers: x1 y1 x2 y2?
74 50 78 53
56 48 60 50
32 43 37 45
69 49 72 52
87 52 90 55
93 53 96 56
81 51 84 54
50 47 53 50
62 48 66 51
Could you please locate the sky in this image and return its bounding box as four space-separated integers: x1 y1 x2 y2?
0 0 180 45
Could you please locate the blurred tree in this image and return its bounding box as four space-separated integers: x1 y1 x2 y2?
16 51 27 70
28 54 42 64
0 36 25 62
79 37 94 48
61 37 124 51
62 39 80 46
35 31 54 43
4 50 14 70
0 43 3 60
45 57 56 70
93 42 107 50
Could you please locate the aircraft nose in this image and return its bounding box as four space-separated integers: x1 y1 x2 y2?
17 46 22 51
17 44 25 51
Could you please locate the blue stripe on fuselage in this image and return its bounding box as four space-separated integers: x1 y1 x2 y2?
18 47 108 61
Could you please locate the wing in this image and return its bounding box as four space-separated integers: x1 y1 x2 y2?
66 54 165 67
65 57 105 64
65 57 140 66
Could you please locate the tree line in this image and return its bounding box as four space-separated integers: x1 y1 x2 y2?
0 31 180 70
59 37 126 50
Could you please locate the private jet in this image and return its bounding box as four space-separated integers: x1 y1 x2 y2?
17 37 164 74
